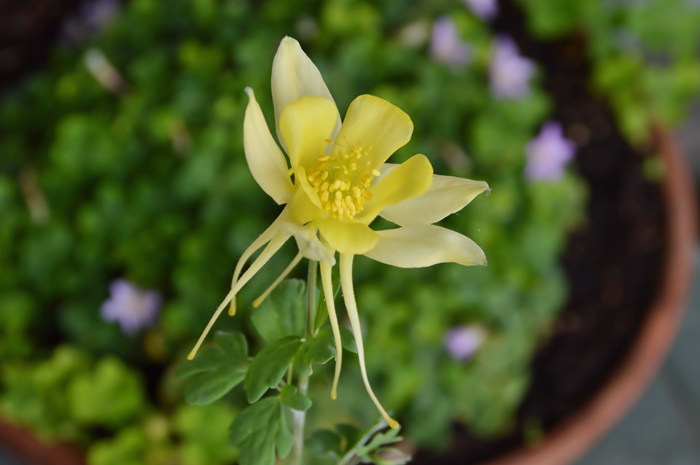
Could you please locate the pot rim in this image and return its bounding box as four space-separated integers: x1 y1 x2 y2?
480 127 698 465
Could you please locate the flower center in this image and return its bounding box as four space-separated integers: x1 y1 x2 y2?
307 142 381 220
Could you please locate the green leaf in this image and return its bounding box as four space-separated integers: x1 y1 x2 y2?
251 279 306 343
244 336 302 403
295 326 335 376
340 326 357 353
280 385 312 412
176 331 248 406
307 429 342 456
67 357 145 428
369 447 411 465
215 330 248 358
295 325 358 376
355 427 403 459
229 397 293 465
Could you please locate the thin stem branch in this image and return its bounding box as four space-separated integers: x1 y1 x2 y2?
337 417 389 465
292 260 317 465
307 260 318 337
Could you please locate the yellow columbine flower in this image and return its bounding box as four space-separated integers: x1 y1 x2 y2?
188 36 489 429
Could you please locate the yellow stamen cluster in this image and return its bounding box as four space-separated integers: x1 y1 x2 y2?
307 142 380 220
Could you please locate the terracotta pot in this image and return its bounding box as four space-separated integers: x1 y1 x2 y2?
0 420 85 465
0 140 694 465
480 127 697 465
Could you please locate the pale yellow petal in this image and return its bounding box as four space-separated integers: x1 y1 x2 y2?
320 260 342 400
339 254 399 429
358 154 433 223
281 222 336 265
228 211 287 316
188 232 290 360
363 225 486 268
287 175 324 222
317 219 378 255
334 95 413 169
243 87 294 205
381 170 491 226
252 252 303 308
279 96 337 169
271 37 341 148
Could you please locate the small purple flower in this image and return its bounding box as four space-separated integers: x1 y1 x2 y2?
430 17 472 66
444 326 486 361
489 36 535 99
525 122 576 181
101 279 161 336
463 0 499 21
62 0 121 43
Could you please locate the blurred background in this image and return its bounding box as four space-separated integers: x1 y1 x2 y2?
0 0 698 465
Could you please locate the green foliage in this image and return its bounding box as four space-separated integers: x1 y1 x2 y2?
0 347 89 441
67 357 146 428
229 397 293 465
306 420 409 465
517 0 700 142
173 404 238 465
280 384 313 411
251 279 306 342
8 0 695 459
244 336 303 403
295 326 337 376
88 405 237 465
176 331 248 405
0 347 145 440
88 427 149 465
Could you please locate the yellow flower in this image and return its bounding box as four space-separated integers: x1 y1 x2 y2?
188 37 489 429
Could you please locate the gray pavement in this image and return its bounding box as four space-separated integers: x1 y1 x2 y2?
576 251 700 465
0 447 23 465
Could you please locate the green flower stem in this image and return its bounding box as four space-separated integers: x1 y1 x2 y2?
306 260 318 337
337 417 389 465
292 260 318 465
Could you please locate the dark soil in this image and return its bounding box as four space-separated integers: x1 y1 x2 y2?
0 0 84 95
413 2 667 465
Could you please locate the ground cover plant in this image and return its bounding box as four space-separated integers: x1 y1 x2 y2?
2 0 696 463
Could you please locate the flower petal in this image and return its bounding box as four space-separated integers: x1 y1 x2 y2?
364 225 486 268
243 87 294 205
320 260 343 400
188 232 290 360
287 177 324 222
335 95 413 169
358 154 433 223
228 210 288 316
339 254 399 429
279 96 337 169
271 37 341 148
281 221 336 265
380 169 490 226
317 219 378 255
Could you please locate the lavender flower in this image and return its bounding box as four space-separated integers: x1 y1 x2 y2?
444 325 486 361
463 0 499 21
62 0 121 43
101 279 161 335
525 122 576 181
489 36 535 99
430 17 472 66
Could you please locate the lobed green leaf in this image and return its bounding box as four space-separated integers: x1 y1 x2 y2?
280 385 312 412
251 279 306 343
176 331 248 406
244 336 302 403
229 397 293 465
